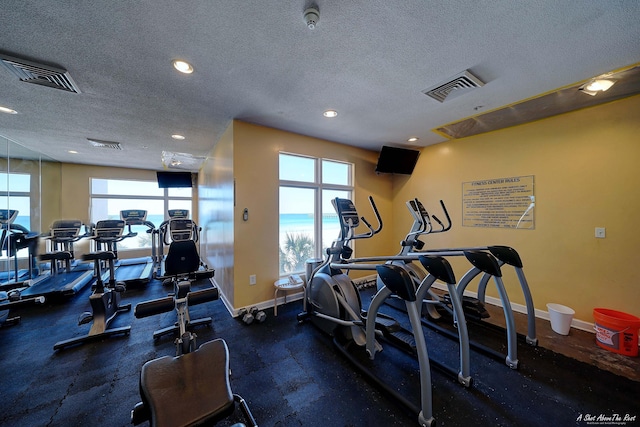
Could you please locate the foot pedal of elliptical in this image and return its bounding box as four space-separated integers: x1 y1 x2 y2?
373 315 401 334
78 311 93 325
443 293 490 320
384 330 417 355
369 314 417 355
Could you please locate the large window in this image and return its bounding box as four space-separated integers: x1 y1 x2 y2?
90 178 192 249
0 172 31 259
0 172 30 229
279 153 353 275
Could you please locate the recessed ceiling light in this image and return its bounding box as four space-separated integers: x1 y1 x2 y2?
171 134 186 140
580 78 616 96
68 150 78 154
0 106 18 114
172 60 194 74
408 137 419 142
323 110 338 118
585 79 615 92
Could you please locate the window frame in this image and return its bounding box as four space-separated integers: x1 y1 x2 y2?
0 172 32 260
89 177 193 250
279 152 354 276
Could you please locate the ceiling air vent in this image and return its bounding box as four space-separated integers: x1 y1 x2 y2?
0 53 81 94
422 70 485 103
87 138 123 150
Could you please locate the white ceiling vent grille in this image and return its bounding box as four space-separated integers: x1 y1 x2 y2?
0 53 81 94
422 70 485 103
87 138 123 150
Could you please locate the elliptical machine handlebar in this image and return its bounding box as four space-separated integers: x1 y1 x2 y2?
412 198 451 235
348 196 383 242
429 199 451 233
365 195 383 234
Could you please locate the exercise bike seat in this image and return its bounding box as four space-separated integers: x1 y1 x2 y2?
139 338 234 427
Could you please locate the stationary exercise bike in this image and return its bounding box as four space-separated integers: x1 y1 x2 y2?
53 220 131 350
135 218 217 352
132 220 256 427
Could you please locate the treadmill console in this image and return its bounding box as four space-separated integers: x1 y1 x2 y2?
49 220 84 240
94 220 125 240
168 209 189 219
121 210 148 224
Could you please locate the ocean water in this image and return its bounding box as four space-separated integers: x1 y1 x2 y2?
279 213 340 253
12 215 30 230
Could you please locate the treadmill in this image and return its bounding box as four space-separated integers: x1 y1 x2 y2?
0 209 40 289
20 219 94 299
99 210 155 287
0 209 46 324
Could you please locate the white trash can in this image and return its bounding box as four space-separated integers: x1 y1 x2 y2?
547 303 575 335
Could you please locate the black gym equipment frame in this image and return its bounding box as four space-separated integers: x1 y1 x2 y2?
20 219 94 300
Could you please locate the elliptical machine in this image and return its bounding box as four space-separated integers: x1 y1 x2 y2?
298 196 438 427
54 220 132 350
404 198 538 368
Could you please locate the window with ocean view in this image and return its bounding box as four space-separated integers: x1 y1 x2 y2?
90 178 192 250
279 153 353 276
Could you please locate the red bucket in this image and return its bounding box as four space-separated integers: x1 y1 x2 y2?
593 308 640 357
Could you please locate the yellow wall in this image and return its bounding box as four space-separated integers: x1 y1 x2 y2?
13 95 639 325
393 95 640 322
41 161 62 230
199 120 394 310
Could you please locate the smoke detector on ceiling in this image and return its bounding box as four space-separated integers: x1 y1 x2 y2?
422 70 485 103
0 52 81 94
304 7 319 29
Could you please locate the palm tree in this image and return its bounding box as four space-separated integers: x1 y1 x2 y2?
279 232 314 274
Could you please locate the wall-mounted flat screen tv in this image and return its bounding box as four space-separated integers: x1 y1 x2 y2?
157 171 193 188
375 146 420 175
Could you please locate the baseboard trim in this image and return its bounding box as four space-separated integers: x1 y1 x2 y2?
217 277 595 334
431 282 595 333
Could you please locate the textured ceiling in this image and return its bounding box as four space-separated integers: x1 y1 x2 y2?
0 1 639 171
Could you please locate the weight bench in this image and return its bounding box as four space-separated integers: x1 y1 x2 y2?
132 338 257 427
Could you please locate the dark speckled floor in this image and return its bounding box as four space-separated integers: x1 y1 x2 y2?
1 278 639 427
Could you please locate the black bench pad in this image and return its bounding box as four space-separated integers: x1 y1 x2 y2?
140 339 234 427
